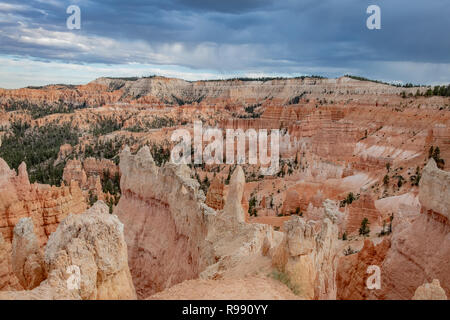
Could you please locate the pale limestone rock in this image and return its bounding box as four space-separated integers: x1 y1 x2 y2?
0 201 136 300
222 166 246 223
412 279 447 300
201 166 281 280
12 218 46 289
419 158 450 220
272 200 340 300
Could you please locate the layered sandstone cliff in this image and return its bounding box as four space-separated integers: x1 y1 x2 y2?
0 158 87 290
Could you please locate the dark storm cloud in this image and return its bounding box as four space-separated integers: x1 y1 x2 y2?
0 0 449 84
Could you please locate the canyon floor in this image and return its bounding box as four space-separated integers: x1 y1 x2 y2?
0 76 449 300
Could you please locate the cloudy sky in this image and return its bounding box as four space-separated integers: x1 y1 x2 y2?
0 0 449 88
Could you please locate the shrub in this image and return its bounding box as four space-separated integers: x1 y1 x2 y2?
344 246 357 256
359 218 370 237
383 174 390 186
270 270 300 295
340 192 356 207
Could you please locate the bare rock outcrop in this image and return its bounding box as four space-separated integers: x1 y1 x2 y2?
272 202 340 300
201 166 281 280
63 159 87 188
148 276 300 300
377 159 450 299
63 157 119 202
12 218 46 290
419 158 450 223
0 233 20 291
0 201 136 300
412 279 447 300
336 238 391 300
114 146 212 298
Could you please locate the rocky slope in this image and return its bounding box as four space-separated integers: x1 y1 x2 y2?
336 158 450 300
115 146 344 300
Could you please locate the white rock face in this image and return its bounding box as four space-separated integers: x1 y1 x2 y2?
0 201 136 300
419 158 450 219
412 279 447 300
201 165 281 280
222 166 246 223
272 201 340 300
92 76 418 105
12 218 46 290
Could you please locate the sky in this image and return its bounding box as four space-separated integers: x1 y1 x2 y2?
0 0 449 88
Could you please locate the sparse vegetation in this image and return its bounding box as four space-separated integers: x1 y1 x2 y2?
428 146 445 169
248 196 258 216
270 270 300 295
418 85 450 97
149 142 171 166
378 215 393 237
345 75 421 88
359 217 370 237
88 190 98 206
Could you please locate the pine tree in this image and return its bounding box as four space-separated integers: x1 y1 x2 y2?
359 218 370 237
